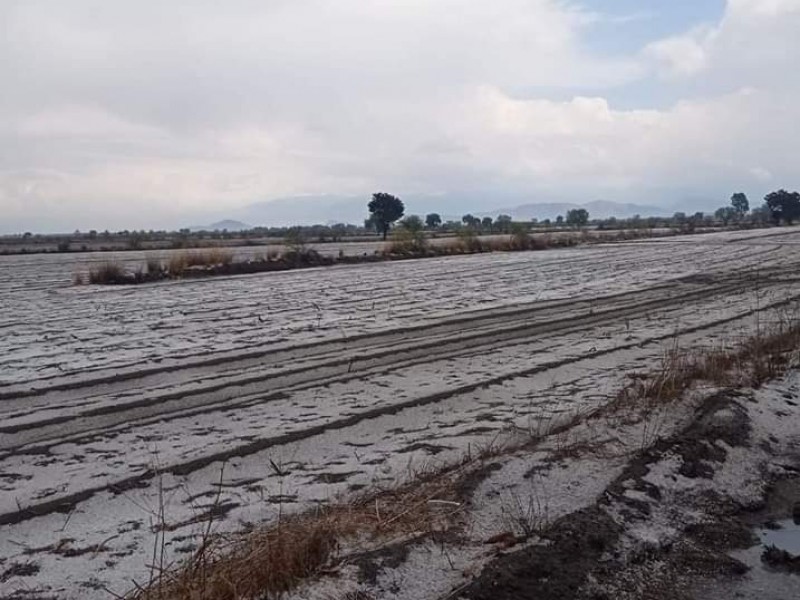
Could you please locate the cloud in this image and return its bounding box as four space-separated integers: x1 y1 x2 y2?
644 31 713 77
0 0 798 231
750 166 773 182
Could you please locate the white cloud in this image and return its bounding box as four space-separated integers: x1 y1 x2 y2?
728 0 800 17
0 0 798 230
750 166 773 182
644 31 713 77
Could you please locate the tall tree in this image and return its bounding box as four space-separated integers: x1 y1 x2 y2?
765 190 800 225
495 214 513 233
731 192 749 215
565 208 589 228
715 206 736 226
368 192 405 240
425 213 442 229
462 214 480 228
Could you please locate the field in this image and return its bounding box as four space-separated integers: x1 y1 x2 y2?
2 227 800 599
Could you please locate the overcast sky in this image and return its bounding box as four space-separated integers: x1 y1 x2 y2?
2 0 799 232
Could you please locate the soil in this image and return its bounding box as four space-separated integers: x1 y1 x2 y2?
461 507 621 600
458 389 795 600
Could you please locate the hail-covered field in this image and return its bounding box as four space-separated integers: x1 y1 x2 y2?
2 228 800 599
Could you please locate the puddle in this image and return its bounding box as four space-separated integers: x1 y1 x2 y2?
691 479 800 599
758 519 800 555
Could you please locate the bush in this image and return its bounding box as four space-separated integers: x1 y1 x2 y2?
89 262 129 284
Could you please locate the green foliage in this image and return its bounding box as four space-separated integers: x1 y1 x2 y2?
765 189 800 225
495 214 513 233
368 192 405 240
565 208 589 228
425 213 442 229
510 222 531 249
462 214 480 228
731 192 749 215
715 206 736 225
391 215 428 254
283 227 306 254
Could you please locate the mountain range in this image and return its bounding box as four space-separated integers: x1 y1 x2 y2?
215 193 720 227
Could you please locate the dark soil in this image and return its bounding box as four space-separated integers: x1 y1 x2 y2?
0 561 40 582
761 545 800 573
461 507 621 600
352 540 415 585
459 391 758 600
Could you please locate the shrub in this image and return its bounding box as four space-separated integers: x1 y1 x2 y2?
456 227 484 252
146 257 163 275
89 262 129 284
167 249 233 275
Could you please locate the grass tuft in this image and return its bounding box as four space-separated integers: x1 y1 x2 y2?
610 315 800 417
88 262 129 285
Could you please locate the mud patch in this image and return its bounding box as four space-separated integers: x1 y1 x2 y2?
761 544 800 573
1 561 40 582
461 507 621 600
352 541 414 585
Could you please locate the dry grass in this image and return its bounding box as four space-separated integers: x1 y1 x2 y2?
167 249 234 275
126 312 800 599
126 454 488 600
610 315 800 416
146 257 164 275
88 261 128 284
386 228 428 255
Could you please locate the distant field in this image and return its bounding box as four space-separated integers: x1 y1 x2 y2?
2 227 800 598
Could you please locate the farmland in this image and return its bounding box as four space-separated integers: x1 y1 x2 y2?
2 227 800 599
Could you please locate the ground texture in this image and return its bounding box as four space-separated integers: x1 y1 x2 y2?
2 228 800 599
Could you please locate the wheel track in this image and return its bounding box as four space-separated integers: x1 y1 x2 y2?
3 289 799 528
0 272 764 445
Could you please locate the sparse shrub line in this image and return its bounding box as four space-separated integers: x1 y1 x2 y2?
82 229 662 285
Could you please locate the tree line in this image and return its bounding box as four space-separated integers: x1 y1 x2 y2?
365 190 800 240
7 189 800 255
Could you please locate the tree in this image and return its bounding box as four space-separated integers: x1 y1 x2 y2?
555 215 564 226
764 189 800 225
400 215 424 232
462 214 480 228
481 216 494 232
368 192 405 240
731 192 749 216
565 208 589 228
750 204 771 225
284 226 306 254
715 206 736 226
425 213 442 229
495 214 513 233
395 215 427 252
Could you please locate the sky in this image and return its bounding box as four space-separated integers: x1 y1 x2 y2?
1 0 799 232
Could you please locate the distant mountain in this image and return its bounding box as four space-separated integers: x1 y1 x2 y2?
224 193 724 228
667 197 721 216
476 200 664 221
190 219 252 232
237 194 671 226
240 195 366 227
